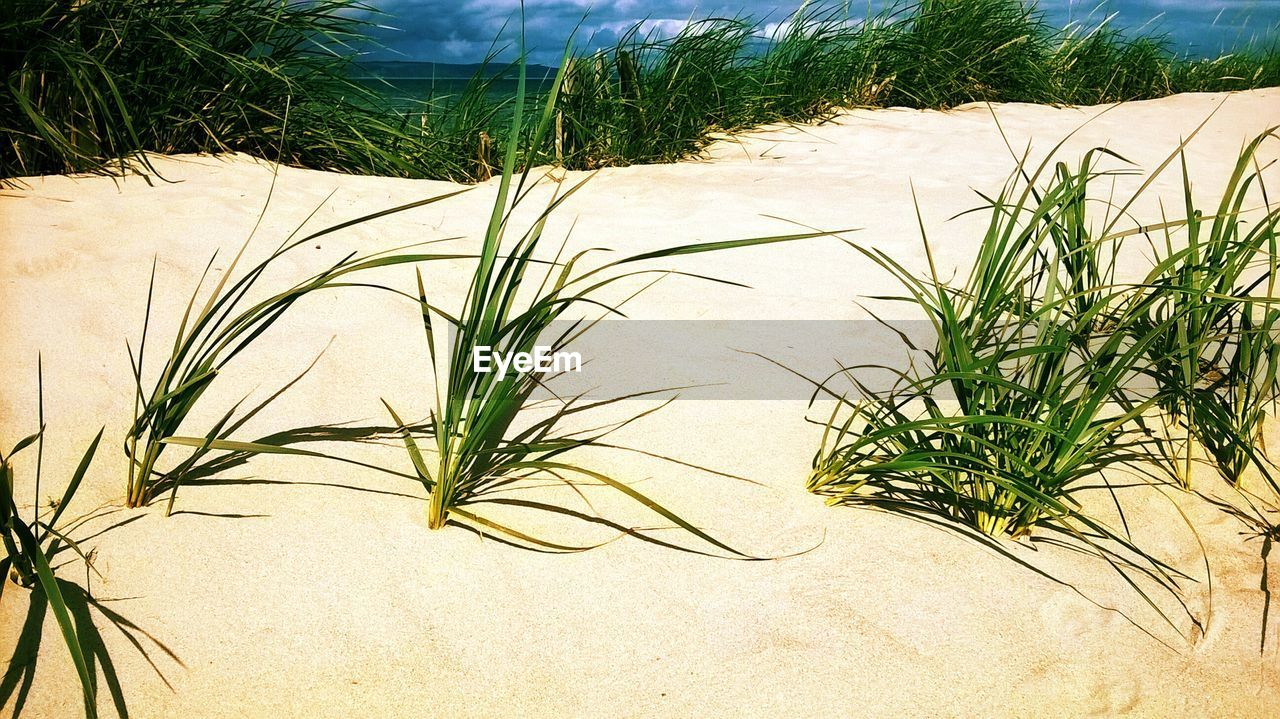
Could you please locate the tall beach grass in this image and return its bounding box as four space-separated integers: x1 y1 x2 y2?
1 0 506 182
802 128 1280 635
2 362 103 716
125 175 471 511
1138 133 1280 491
806 146 1167 541
4 1 1277 183
549 0 1279 170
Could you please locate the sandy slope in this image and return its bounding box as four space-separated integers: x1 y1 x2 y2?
2 89 1280 717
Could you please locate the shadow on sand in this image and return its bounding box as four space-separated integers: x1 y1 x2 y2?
2 574 182 718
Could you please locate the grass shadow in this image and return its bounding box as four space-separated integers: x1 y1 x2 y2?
1198 490 1280 653
838 494 1191 652
143 422 430 509
2 577 182 718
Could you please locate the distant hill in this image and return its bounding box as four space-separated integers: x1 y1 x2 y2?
352 60 559 80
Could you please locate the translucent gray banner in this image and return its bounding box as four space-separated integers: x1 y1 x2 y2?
438 318 1204 401
448 320 1023 400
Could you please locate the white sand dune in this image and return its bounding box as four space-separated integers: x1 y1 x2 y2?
3 89 1280 717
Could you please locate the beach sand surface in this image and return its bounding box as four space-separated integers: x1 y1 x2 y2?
3 90 1280 717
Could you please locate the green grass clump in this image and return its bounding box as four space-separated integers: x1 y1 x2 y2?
1051 23 1280 104
1172 44 1280 94
556 19 757 167
748 5 891 121
878 0 1054 108
0 0 499 182
1050 25 1175 104
804 129 1280 633
808 147 1166 541
125 181 468 511
379 59 826 550
2 362 103 717
1139 132 1280 489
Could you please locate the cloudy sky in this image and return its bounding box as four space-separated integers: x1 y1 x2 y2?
357 0 1280 65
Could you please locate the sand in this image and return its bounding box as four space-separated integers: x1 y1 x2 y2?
3 89 1280 717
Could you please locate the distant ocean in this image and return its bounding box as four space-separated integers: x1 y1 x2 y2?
353 62 559 111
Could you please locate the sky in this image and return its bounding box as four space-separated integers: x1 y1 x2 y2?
357 1 1280 65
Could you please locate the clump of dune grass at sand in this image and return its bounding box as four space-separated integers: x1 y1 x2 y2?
1137 133 1280 490
1 361 103 717
876 0 1055 108
0 0 506 182
807 147 1162 540
380 58 829 552
802 127 1280 636
125 177 471 512
801 139 1257 631
555 18 757 167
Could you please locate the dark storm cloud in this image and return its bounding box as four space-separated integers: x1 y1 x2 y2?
358 1 1280 64
359 1 773 64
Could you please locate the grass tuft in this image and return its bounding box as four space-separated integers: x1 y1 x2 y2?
1136 132 1280 490
802 126 1280 635
808 147 1159 540
1 360 104 717
1 0 505 182
125 174 471 511
378 51 830 551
